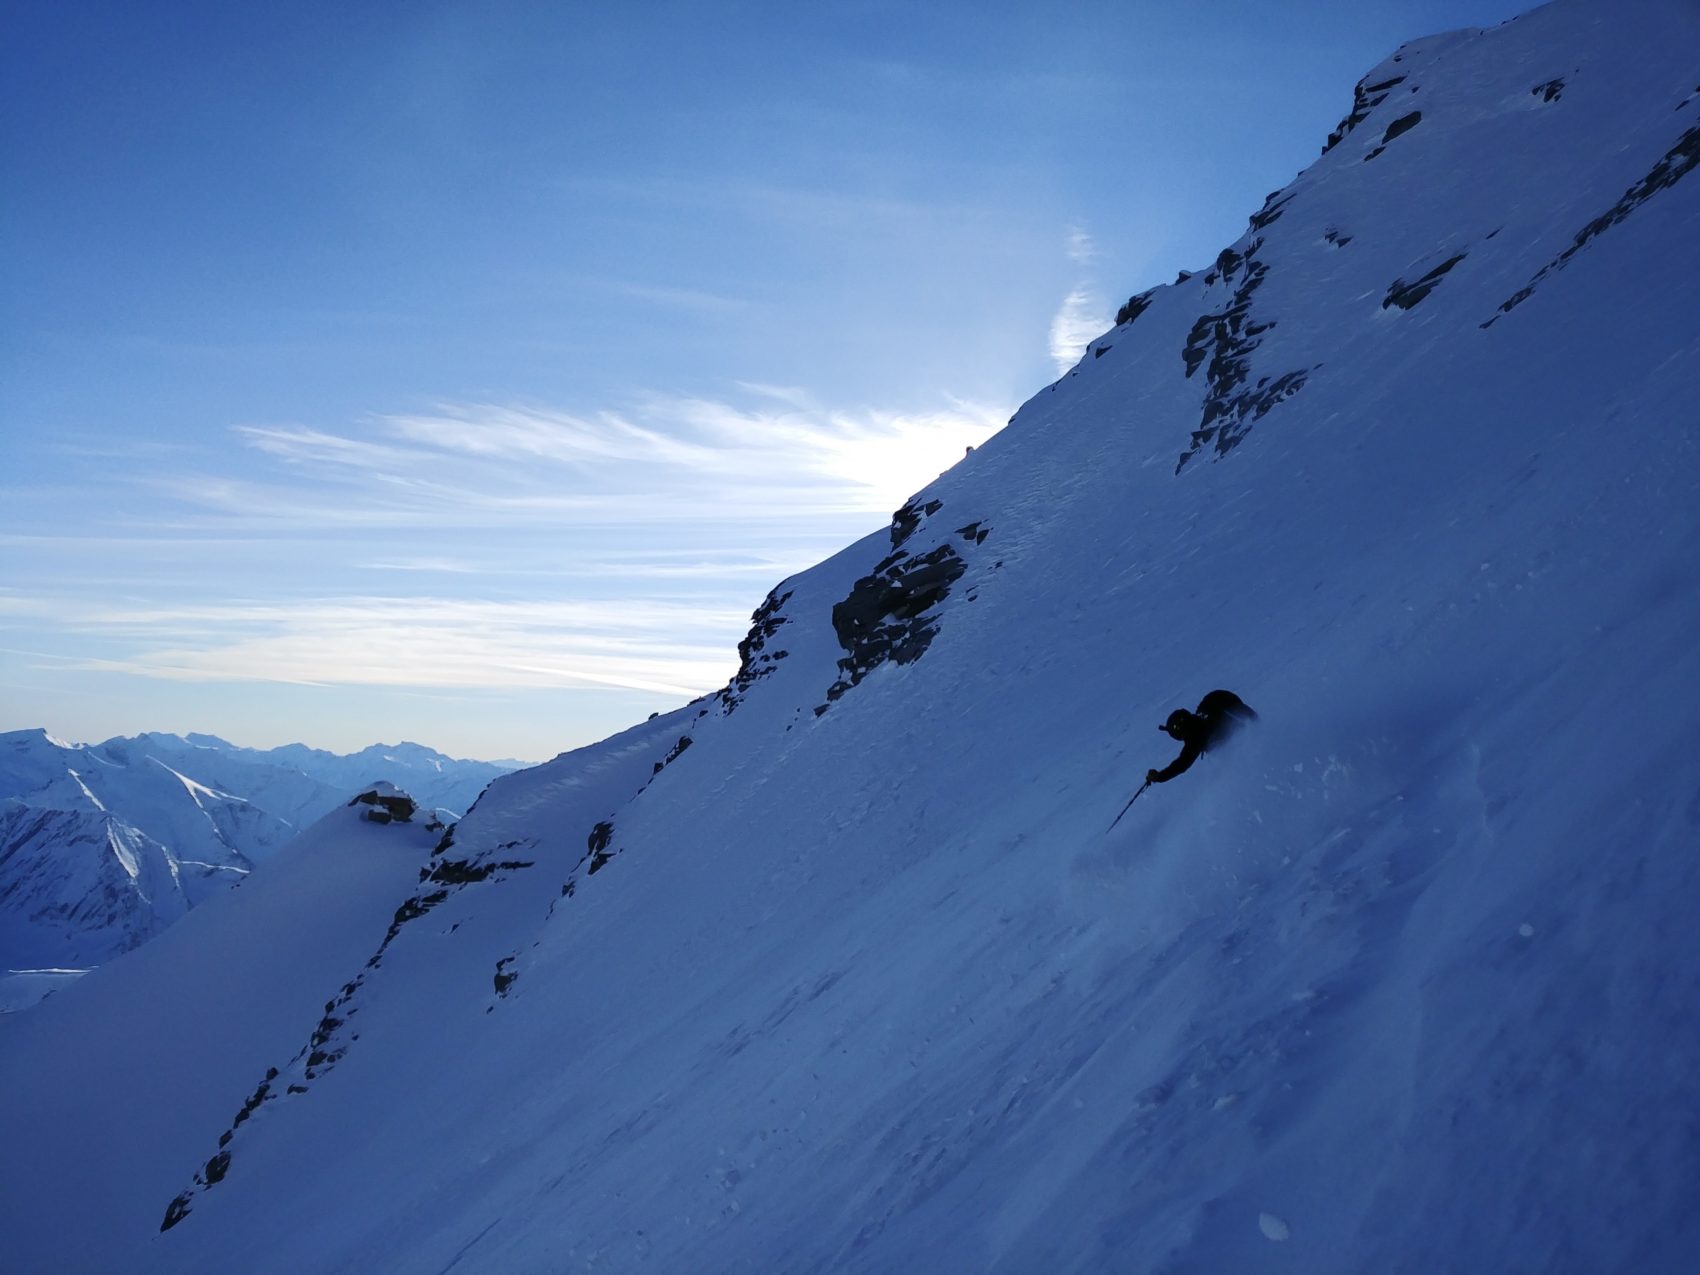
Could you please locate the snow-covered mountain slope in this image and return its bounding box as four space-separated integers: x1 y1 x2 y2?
0 792 437 1270
0 805 194 967
0 729 515 994
9 1 1700 1270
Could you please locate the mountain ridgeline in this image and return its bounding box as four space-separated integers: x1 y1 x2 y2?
5 2 1699 1270
0 729 515 1000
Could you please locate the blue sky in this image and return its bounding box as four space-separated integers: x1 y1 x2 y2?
1 0 1530 761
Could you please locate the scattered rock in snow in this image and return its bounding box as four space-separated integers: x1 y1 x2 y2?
1383 252 1468 310
1248 188 1298 231
1486 122 1700 327
1364 109 1424 160
1323 73 1408 154
586 820 616 874
653 735 693 775
1114 287 1158 327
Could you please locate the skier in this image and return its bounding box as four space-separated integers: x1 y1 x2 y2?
1108 689 1260 829
1146 689 1259 784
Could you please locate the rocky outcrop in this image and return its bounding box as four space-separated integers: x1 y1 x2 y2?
1383 252 1468 310
818 543 969 714
718 590 793 715
1176 240 1313 471
1323 73 1408 153
350 788 416 824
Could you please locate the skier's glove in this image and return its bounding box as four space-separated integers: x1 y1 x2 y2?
1146 769 1161 784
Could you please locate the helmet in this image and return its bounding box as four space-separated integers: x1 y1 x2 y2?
1162 709 1192 735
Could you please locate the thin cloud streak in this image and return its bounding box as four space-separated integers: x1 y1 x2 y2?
8 594 745 695
11 385 1010 704
207 392 1008 532
1066 225 1098 265
1048 286 1109 375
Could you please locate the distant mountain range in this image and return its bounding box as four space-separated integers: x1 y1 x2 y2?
0 728 516 1006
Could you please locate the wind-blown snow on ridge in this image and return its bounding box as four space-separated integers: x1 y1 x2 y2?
8 2 1700 1270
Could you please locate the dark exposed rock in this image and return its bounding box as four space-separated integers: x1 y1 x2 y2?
1383 253 1467 310
1093 344 1111 358
955 521 991 546
161 1192 193 1232
494 956 518 998
889 497 944 550
350 789 416 823
1325 228 1353 248
1534 77 1566 103
1486 122 1700 327
422 855 533 886
1383 111 1423 142
1177 240 1314 471
382 890 450 947
1202 246 1244 287
1114 288 1157 327
229 1075 275 1132
1363 109 1424 162
1248 189 1297 231
587 820 615 874
202 1151 231 1186
718 589 794 713
1323 74 1407 154
819 543 969 710
653 735 693 775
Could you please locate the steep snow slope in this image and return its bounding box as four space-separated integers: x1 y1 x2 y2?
0 793 436 1270
10 1 1700 1270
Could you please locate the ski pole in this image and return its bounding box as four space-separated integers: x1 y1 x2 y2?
1108 778 1151 831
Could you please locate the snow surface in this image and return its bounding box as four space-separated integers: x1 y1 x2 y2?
6 1 1700 1270
0 800 436 1267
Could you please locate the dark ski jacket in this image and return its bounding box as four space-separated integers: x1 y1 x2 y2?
1147 689 1258 784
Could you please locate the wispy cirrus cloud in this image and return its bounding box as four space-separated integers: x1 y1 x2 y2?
8 595 746 696
1048 285 1109 375
1049 223 1111 374
6 386 1010 702
220 392 1006 531
1066 224 1098 265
